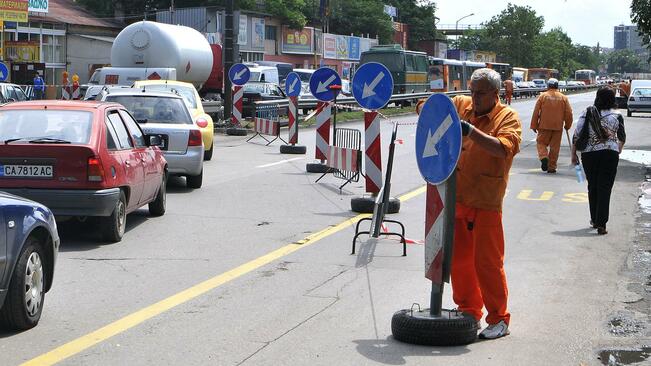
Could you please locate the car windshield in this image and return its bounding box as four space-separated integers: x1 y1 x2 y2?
0 110 93 144
633 88 651 96
244 83 267 93
137 84 198 109
249 71 261 82
107 95 193 124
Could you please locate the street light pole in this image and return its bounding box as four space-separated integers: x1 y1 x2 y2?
455 13 474 43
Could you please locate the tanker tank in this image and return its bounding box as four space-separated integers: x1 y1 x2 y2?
111 21 213 88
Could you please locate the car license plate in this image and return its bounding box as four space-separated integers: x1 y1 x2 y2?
0 165 53 178
641 97 651 101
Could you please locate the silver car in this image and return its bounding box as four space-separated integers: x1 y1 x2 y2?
627 87 651 117
100 89 204 188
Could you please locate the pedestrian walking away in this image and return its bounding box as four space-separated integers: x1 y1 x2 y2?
450 68 522 339
503 78 514 105
571 86 625 235
33 72 45 100
530 78 573 173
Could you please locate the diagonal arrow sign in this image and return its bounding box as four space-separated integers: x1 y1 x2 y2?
316 74 337 94
362 71 385 99
234 69 246 80
289 78 299 94
423 114 454 158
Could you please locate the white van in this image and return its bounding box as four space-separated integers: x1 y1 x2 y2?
88 67 177 86
248 66 280 85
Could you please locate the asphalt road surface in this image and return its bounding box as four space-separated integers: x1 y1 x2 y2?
1 91 650 366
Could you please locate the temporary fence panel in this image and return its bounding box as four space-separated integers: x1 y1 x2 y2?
333 127 362 183
247 103 286 145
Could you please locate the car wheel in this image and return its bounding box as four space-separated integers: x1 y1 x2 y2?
627 109 632 117
187 169 203 189
204 143 213 161
391 309 478 346
102 191 126 242
0 237 46 330
149 175 167 217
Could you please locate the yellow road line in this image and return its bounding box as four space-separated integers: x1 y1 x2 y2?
22 186 426 366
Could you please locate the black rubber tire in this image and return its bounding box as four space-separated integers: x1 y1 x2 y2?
306 163 330 173
350 196 401 214
0 237 47 331
203 143 213 161
280 144 307 154
102 191 126 243
148 175 166 216
226 127 247 136
627 109 632 117
187 169 203 189
391 309 478 346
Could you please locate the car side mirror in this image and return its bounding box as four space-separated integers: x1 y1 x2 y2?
147 134 163 147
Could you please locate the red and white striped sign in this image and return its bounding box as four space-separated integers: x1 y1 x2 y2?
254 117 280 136
364 111 382 193
288 96 298 144
327 145 359 173
424 183 446 283
231 85 243 127
71 82 80 100
315 102 331 161
61 84 71 100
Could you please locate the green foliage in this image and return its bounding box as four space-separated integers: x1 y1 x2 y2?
323 0 393 42
259 0 307 29
606 49 644 73
387 0 438 47
631 0 651 50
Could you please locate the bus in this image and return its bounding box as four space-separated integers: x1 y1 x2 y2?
359 44 429 95
486 62 513 82
575 69 597 85
512 67 528 83
428 58 491 92
528 68 559 81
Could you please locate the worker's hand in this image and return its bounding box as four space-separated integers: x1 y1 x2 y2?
531 128 537 133
460 120 474 137
571 154 579 165
564 126 571 131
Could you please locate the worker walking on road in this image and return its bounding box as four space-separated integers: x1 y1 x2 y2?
530 78 574 173
503 77 514 105
419 68 522 339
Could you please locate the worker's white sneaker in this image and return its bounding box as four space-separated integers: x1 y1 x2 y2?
479 320 510 339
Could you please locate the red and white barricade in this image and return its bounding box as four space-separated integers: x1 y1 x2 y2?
288 96 298 144
364 111 382 193
61 84 71 100
315 102 331 161
424 183 446 283
315 127 362 190
231 85 243 127
71 81 80 100
326 145 359 173
246 104 286 145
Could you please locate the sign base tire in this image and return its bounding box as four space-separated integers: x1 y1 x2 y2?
306 162 330 173
280 144 306 154
226 127 247 136
351 196 400 214
391 309 478 346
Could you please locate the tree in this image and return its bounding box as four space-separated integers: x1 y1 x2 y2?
631 0 651 53
606 49 644 73
321 0 393 42
533 27 573 76
388 0 439 48
450 29 490 51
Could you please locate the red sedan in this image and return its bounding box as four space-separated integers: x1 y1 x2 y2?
0 100 168 242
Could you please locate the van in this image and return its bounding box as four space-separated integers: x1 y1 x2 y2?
248 66 280 85
627 79 651 116
254 61 293 84
88 67 177 86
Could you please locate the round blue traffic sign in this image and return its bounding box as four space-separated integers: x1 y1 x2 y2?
285 72 301 97
352 62 393 110
309 67 342 102
0 62 8 82
415 94 462 185
228 63 250 86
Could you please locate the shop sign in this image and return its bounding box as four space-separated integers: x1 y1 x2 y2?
28 0 47 13
0 0 28 22
323 33 337 59
282 26 314 54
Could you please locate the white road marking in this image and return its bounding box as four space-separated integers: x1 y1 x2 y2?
256 157 304 168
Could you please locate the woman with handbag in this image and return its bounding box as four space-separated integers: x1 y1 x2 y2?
571 87 626 235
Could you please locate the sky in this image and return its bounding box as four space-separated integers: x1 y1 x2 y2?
434 0 634 48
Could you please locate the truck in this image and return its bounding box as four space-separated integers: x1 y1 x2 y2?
88 21 224 99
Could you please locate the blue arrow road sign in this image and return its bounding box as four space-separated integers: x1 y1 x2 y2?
352 62 393 110
285 72 301 97
228 63 250 86
0 62 8 82
309 67 341 102
415 94 463 185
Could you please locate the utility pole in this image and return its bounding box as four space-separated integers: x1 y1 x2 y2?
224 0 234 122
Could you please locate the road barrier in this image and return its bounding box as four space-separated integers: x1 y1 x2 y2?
279 95 306 154
364 111 382 194
247 104 286 145
315 127 362 191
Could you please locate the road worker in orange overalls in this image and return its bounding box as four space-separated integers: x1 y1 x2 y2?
530 78 573 173
503 77 514 105
416 68 522 339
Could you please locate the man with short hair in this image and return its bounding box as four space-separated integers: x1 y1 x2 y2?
451 68 521 339
33 72 45 100
503 77 514 105
530 78 573 173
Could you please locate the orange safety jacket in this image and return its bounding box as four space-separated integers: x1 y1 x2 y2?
452 96 522 212
504 80 514 94
530 89 573 131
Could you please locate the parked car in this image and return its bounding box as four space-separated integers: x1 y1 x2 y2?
248 66 280 85
99 89 204 188
532 79 546 88
0 192 59 331
242 81 288 119
626 87 651 116
0 82 30 103
133 80 215 161
0 100 168 242
254 61 293 85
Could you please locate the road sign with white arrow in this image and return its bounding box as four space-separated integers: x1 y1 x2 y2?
352 62 393 110
415 94 462 185
0 62 8 82
285 72 301 97
309 67 342 102
228 63 250 86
